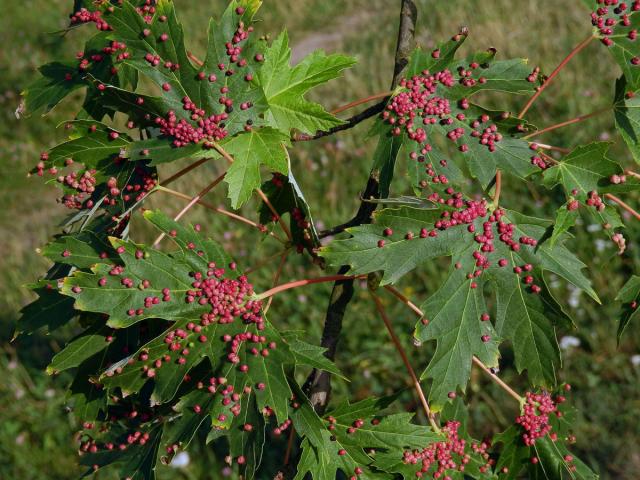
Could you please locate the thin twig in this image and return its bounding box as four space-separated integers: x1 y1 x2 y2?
471 357 523 402
534 143 571 154
264 251 289 313
369 291 440 431
152 172 226 247
283 426 296 465
518 35 594 118
162 158 210 186
383 285 423 317
330 91 393 115
244 248 291 274
523 106 611 139
211 142 293 241
605 193 640 220
383 285 523 403
156 185 286 243
303 0 418 416
625 169 640 180
493 170 502 206
256 188 293 241
256 275 365 301
293 100 388 142
187 51 204 67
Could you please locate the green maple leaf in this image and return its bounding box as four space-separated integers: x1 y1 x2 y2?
228 393 266 480
416 244 500 408
398 39 541 188
47 324 112 374
15 279 76 337
37 121 130 170
615 275 640 342
594 5 640 90
258 169 321 252
371 407 496 479
434 104 537 188
320 206 471 285
223 127 290 208
20 61 86 116
291 389 436 480
543 142 625 239
79 424 163 480
612 75 640 165
257 30 356 134
548 205 579 247
324 204 596 392
495 403 597 480
542 143 621 197
58 211 293 422
486 211 596 386
614 76 640 162
42 229 118 269
281 332 347 380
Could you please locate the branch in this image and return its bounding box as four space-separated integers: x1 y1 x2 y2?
303 0 418 415
518 35 594 119
330 91 393 115
211 142 293 241
493 170 502 206
369 290 440 431
152 171 226 247
605 193 640 221
161 157 209 186
264 251 289 313
256 274 364 301
293 100 388 142
156 185 287 243
523 106 611 140
383 285 523 402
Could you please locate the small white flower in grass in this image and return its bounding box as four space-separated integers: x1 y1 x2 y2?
170 451 190 468
568 286 582 308
559 336 581 350
631 354 640 367
594 239 607 252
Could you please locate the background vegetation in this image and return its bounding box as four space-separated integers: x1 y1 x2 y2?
1 0 638 478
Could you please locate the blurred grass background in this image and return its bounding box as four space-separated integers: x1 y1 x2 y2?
1 0 639 478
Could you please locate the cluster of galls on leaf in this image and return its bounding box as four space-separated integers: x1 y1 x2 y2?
593 0 640 63
402 421 489 479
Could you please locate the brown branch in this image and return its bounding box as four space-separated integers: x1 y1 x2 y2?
369 291 440 430
161 157 210 186
383 285 523 403
471 357 523 402
187 51 204 67
605 193 640 220
156 185 287 243
152 172 226 247
256 274 365 301
330 91 393 115
518 35 594 118
293 100 388 142
264 251 289 313
211 142 293 241
493 170 502 206
303 0 418 415
523 106 611 140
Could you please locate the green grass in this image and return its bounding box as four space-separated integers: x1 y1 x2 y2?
1 0 639 478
